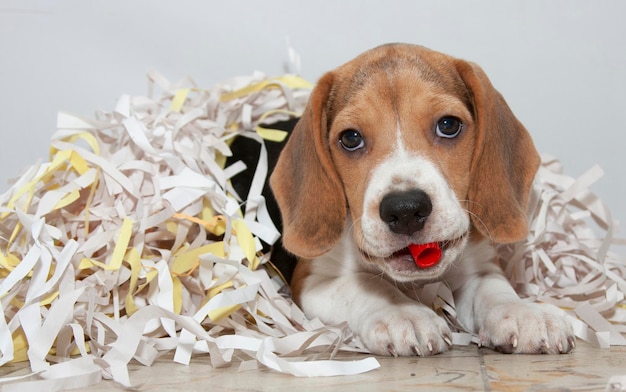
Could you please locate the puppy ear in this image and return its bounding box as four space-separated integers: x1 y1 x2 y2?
269 73 347 258
456 61 540 243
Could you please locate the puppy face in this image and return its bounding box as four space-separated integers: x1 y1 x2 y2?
327 58 475 280
270 43 540 282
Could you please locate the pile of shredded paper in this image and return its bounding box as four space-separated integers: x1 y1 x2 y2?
0 70 624 390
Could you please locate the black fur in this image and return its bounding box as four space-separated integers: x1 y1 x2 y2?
226 118 299 283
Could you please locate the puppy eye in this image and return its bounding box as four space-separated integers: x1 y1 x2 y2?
436 116 463 138
339 129 365 151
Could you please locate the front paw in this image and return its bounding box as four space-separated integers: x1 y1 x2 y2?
479 302 575 354
354 303 452 357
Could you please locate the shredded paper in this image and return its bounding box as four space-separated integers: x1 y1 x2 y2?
0 69 624 389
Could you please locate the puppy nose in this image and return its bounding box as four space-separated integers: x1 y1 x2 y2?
379 190 432 235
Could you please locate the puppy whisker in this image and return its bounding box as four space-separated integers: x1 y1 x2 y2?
457 199 493 241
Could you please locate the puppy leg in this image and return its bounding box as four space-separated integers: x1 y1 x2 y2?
297 264 452 357
446 244 575 354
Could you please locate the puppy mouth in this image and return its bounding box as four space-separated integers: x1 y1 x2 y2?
388 241 449 271
361 234 467 279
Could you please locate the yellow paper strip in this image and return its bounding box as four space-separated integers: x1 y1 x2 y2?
232 219 259 270
109 217 134 270
124 248 142 315
170 88 191 113
53 189 80 210
219 75 312 102
52 131 101 156
68 150 91 175
256 127 289 143
172 276 183 314
255 109 301 142
172 242 224 276
207 304 241 322
77 218 134 271
136 269 158 293
2 150 72 219
173 212 227 236
206 280 234 300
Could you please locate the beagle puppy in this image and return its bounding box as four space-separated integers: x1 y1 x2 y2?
269 43 575 356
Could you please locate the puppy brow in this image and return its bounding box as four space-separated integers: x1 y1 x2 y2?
328 58 402 125
344 56 401 99
326 50 472 130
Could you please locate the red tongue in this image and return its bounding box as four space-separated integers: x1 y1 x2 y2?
408 243 442 268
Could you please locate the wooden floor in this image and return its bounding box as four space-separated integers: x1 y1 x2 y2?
2 340 623 391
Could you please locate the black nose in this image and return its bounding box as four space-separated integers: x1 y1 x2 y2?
379 190 432 235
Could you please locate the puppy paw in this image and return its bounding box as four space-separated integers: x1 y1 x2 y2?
479 302 575 354
355 303 452 357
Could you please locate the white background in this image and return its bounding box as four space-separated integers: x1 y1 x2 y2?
1 0 625 237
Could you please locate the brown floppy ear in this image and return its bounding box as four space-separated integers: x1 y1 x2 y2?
269 72 347 258
456 60 540 243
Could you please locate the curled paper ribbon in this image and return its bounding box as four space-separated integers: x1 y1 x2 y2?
0 71 378 390
497 157 626 349
0 68 624 390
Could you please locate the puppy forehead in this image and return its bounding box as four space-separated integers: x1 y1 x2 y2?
327 44 470 120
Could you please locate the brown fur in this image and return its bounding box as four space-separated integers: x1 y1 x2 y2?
270 43 539 261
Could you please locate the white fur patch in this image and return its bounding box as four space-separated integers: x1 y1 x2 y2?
347 129 470 282
360 149 469 257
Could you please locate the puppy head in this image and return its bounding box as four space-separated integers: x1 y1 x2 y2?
270 43 539 279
